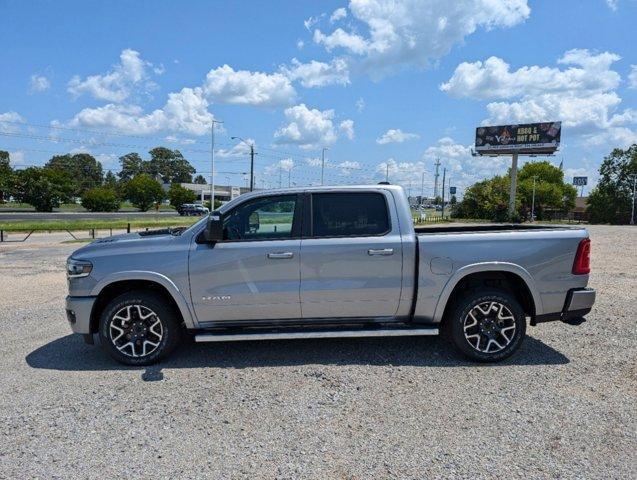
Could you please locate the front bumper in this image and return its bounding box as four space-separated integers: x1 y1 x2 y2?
533 288 595 325
65 295 97 335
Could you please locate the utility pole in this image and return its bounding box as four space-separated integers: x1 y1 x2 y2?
210 119 223 209
231 136 256 191
441 168 446 218
531 176 537 222
433 158 441 198
288 165 295 187
420 171 425 204
278 164 282 189
508 153 519 219
631 175 636 225
321 147 329 186
385 163 390 183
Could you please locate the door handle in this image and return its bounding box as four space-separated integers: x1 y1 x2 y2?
267 252 294 259
367 248 394 256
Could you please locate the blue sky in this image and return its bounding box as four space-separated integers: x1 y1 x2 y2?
1 0 635 195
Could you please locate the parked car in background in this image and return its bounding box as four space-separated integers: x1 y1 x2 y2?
178 204 209 216
65 185 595 366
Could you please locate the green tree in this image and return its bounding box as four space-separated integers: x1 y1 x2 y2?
517 161 576 220
103 170 118 189
147 147 195 183
0 150 12 203
587 145 637 224
167 183 196 210
45 153 103 196
125 174 165 211
193 174 207 184
81 187 121 212
11 167 74 212
454 161 576 221
118 152 146 182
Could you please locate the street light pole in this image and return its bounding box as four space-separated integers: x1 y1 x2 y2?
210 119 223 210
420 171 425 204
321 147 329 186
441 168 447 218
631 175 636 225
231 136 256 191
531 176 537 222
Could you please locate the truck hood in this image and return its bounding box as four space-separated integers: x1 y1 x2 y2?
70 228 186 259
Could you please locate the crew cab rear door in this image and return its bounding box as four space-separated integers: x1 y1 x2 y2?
299 191 403 319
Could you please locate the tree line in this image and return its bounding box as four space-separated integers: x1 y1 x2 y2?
452 144 636 225
0 147 210 212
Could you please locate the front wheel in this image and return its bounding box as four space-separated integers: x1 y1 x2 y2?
446 289 527 362
99 291 182 366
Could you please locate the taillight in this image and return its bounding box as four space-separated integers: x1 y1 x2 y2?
572 238 591 275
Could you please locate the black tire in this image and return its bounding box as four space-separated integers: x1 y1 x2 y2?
99 291 182 366
446 289 526 363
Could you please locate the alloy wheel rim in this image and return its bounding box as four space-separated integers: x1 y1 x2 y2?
463 301 516 354
109 305 163 358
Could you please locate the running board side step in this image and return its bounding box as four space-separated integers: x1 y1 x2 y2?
194 326 439 343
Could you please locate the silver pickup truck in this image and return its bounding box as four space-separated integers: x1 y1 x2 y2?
65 185 595 365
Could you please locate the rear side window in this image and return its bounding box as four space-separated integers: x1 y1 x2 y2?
311 192 390 238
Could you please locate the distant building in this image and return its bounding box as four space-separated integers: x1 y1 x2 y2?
570 196 588 221
178 183 253 204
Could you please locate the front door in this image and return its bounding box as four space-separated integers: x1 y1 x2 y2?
300 191 404 319
189 194 302 324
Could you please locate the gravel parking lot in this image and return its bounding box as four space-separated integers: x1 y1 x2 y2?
0 225 635 479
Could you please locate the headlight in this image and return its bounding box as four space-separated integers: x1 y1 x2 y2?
67 258 93 278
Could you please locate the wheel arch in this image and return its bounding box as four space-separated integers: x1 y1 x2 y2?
433 263 543 324
88 272 196 334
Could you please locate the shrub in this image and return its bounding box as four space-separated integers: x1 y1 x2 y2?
124 174 165 211
81 187 120 212
167 183 196 210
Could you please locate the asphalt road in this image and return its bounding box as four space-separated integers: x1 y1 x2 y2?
0 225 635 478
0 211 180 221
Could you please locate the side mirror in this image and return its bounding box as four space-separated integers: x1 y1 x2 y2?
203 211 224 242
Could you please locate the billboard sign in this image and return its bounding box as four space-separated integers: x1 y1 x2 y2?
475 122 561 155
449 186 457 195
573 176 588 186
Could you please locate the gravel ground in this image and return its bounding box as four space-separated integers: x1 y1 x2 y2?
0 225 635 479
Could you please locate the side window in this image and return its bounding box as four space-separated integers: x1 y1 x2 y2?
312 192 390 238
223 195 297 240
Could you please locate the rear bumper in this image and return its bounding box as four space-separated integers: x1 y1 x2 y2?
533 288 595 325
65 295 97 335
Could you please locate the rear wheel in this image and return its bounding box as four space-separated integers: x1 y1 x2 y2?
99 291 182 366
446 289 526 362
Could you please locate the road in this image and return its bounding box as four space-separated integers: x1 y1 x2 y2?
0 211 180 221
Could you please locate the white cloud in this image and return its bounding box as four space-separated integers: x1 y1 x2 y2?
355 97 365 112
68 87 214 136
9 150 26 166
29 74 50 93
335 160 360 174
68 49 157 102
217 138 255 158
203 65 296 107
314 28 368 55
441 49 637 149
330 7 348 22
297 39 305 50
281 58 350 88
313 0 530 75
304 14 324 31
606 0 618 10
376 158 427 186
629 65 637 89
440 49 621 99
0 111 25 133
376 128 419 144
339 119 355 139
274 104 352 149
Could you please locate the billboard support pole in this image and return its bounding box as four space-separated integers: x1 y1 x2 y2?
508 153 519 219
